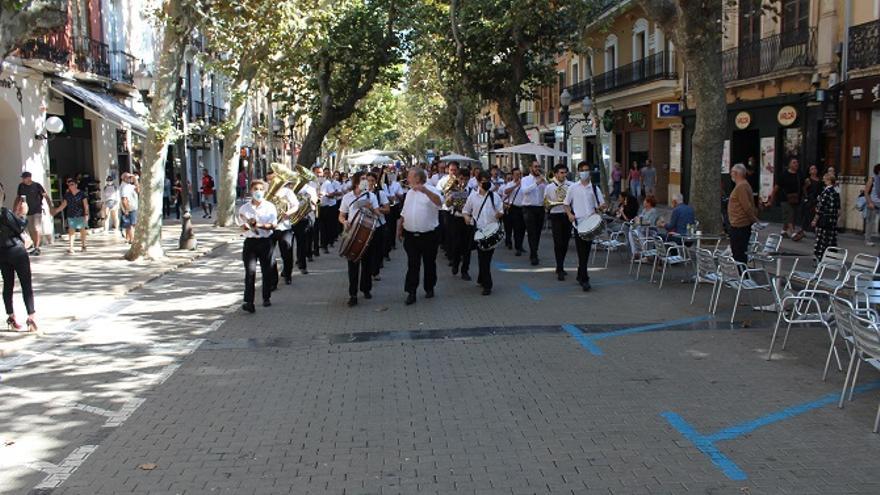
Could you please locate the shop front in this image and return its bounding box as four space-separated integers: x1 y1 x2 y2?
839 74 880 230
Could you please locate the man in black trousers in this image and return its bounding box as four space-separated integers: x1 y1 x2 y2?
398 168 442 305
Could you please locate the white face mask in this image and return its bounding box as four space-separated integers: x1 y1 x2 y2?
252 190 265 201
579 171 590 181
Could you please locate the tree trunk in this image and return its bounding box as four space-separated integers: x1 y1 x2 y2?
296 116 333 169
453 100 477 158
125 0 193 261
495 92 532 168
216 76 253 227
0 0 66 63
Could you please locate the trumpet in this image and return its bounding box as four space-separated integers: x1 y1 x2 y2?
544 180 569 209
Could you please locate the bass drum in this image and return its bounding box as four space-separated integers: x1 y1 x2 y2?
473 222 504 251
575 213 605 240
338 208 378 262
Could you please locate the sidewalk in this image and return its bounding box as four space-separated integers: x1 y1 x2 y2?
0 215 240 357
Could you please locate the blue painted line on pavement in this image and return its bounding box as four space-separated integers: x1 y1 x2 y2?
519 284 542 301
591 315 714 341
561 324 604 356
493 261 511 270
663 379 880 481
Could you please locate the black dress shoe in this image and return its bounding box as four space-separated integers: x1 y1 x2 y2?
481 288 491 296
452 266 459 275
241 303 256 313
284 276 292 285
557 272 565 281
300 268 308 275
461 272 471 281
425 290 435 299
530 258 539 266
405 293 416 305
515 250 523 256
581 281 591 292
385 255 391 261
307 257 314 262
363 292 372 299
348 297 358 307
323 247 330 254
263 299 272 307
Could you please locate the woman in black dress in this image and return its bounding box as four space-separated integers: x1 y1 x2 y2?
812 172 840 261
802 164 822 233
0 181 37 332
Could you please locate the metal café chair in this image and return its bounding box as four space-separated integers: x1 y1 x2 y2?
820 253 880 296
748 233 783 268
593 223 629 268
714 255 771 323
651 235 690 289
788 246 848 292
837 311 880 432
691 248 721 310
629 229 657 280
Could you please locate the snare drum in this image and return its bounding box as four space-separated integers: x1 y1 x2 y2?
575 214 605 240
473 222 504 251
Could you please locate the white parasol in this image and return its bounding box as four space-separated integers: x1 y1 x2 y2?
492 142 568 158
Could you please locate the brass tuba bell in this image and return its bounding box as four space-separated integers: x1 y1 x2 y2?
266 162 317 218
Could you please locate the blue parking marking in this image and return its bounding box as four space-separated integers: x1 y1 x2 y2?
563 315 714 356
663 379 880 481
519 284 542 301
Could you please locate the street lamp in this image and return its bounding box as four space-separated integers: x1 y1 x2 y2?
133 62 153 102
559 89 573 167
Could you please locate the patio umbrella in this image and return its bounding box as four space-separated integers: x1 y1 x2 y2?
348 154 394 166
492 142 568 158
438 153 480 163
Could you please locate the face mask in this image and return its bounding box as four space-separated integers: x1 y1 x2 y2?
579 171 590 181
480 181 490 191
252 190 265 201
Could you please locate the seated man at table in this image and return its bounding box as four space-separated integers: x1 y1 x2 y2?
662 193 696 243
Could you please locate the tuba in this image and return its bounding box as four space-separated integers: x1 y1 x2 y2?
266 162 317 219
544 179 569 209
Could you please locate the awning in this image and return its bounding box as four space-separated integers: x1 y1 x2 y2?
50 79 147 137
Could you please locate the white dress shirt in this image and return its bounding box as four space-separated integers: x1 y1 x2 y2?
466 177 478 190
300 183 318 222
463 190 503 230
386 181 403 204
376 189 390 226
503 181 524 207
429 173 445 187
520 174 546 207
490 177 505 193
564 180 605 222
544 180 574 214
320 181 338 207
401 185 441 232
339 190 379 223
238 199 278 239
275 187 298 231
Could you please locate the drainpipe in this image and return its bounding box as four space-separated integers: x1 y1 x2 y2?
842 0 852 81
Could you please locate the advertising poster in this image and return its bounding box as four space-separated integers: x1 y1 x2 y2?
760 137 775 202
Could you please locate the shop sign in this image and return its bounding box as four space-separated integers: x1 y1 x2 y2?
626 110 647 128
777 105 798 127
657 102 681 118
734 111 751 130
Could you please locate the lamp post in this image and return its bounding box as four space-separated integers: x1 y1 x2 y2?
559 89 572 168
485 118 494 168
174 74 196 250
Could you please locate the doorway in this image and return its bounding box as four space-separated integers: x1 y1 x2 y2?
731 129 760 197
651 129 670 204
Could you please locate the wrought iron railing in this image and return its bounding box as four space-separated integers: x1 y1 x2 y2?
110 51 136 84
73 36 110 77
593 50 677 95
563 79 592 101
721 28 816 82
849 20 880 71
190 100 206 120
17 31 70 66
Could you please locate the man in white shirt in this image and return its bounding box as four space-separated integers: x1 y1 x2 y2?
101 175 119 234
445 166 474 280
502 168 526 255
384 165 405 255
429 162 446 187
466 167 479 191
564 161 606 292
319 172 341 253
544 163 574 280
237 180 278 312
520 160 547 265
292 185 314 274
339 172 381 307
367 170 391 280
398 167 442 305
436 161 459 257
463 170 504 295
308 167 324 257
119 173 139 244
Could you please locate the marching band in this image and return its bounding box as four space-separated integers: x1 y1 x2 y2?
236 159 614 311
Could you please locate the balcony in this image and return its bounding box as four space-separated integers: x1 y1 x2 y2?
207 104 227 123
721 28 816 83
73 36 110 78
110 51 136 84
563 79 592 102
190 100 206 120
17 31 70 66
595 51 676 95
849 20 880 72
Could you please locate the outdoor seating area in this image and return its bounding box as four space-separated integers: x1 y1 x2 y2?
587 218 880 433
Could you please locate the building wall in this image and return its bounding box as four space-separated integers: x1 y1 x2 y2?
90 114 118 181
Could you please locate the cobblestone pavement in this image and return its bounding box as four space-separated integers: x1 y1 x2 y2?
2 228 879 494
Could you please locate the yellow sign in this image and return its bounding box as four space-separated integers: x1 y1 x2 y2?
734 111 751 130
777 105 798 126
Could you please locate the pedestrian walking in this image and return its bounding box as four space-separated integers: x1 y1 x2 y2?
200 168 215 219
766 158 804 241
463 170 504 295
16 171 52 256
640 160 656 198
728 164 759 264
1 182 37 332
864 163 880 246
162 176 172 219
51 177 90 254
520 160 547 266
172 174 183 220
611 162 622 200
399 167 442 306
812 172 841 262
237 168 248 199
101 175 120 234
801 164 821 234
119 173 139 243
628 163 641 199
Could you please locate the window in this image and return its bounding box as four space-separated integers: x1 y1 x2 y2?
571 63 579 85
633 18 649 62
781 0 809 46
738 1 762 47
605 34 618 71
